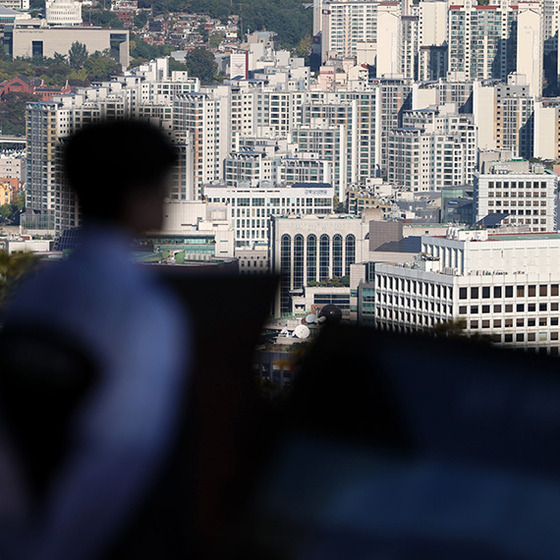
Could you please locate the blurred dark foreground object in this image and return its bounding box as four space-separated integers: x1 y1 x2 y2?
0 269 277 560
237 326 560 560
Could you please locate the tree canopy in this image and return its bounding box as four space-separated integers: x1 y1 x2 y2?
0 249 38 307
68 42 89 70
186 47 218 84
0 92 39 136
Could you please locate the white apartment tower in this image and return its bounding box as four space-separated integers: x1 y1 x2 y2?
322 0 380 61
516 4 544 98
376 3 402 77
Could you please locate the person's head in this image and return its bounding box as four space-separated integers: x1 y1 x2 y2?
63 119 178 232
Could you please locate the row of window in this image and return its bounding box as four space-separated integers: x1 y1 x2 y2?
459 284 560 299
461 302 560 314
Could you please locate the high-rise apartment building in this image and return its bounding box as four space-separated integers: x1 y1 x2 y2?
533 99 560 160
516 4 544 97
448 1 517 82
24 60 200 231
474 77 535 159
322 0 380 60
388 105 477 191
376 2 402 77
401 15 419 80
418 0 447 81
173 87 231 198
542 0 559 53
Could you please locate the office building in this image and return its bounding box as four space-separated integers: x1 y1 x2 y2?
9 23 130 67
474 160 558 233
204 182 334 247
271 213 370 315
363 229 560 355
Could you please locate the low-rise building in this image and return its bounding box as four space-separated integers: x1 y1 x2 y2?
474 160 558 233
360 229 560 355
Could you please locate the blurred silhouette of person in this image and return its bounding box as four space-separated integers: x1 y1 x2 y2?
0 120 191 560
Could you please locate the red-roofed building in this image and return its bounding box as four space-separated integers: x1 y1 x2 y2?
0 77 71 101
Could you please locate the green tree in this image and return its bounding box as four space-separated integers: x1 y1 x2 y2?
0 92 39 136
83 8 125 28
186 47 218 84
294 35 312 58
208 32 225 50
68 42 88 70
0 193 25 225
84 51 120 81
0 250 38 306
169 57 188 72
133 11 148 29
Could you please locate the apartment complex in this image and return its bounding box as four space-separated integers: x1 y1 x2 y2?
388 104 477 191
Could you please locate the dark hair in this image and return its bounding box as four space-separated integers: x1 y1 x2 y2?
63 119 178 221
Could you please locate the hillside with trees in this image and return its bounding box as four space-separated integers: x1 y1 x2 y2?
138 0 312 47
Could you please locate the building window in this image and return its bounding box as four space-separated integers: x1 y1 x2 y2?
471 287 479 299
528 285 536 297
280 234 292 313
32 41 43 57
307 234 317 283
333 234 343 278
345 234 356 276
319 234 330 280
505 286 513 297
459 287 468 299
294 235 304 291
482 287 490 299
